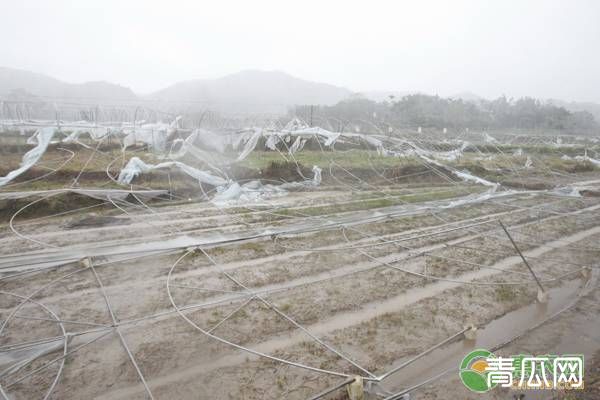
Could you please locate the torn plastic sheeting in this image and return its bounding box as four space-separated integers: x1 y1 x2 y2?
285 127 340 147
122 116 181 151
443 186 500 208
213 182 243 201
393 138 468 162
2 186 530 275
289 136 307 154
123 127 167 150
167 131 232 173
311 165 322 185
425 141 468 162
237 135 260 161
212 181 287 203
402 140 491 184
273 129 396 155
0 127 56 187
171 128 232 156
0 337 66 377
231 128 260 149
71 188 168 201
262 126 340 149
212 166 322 203
279 165 322 190
359 134 385 155
453 168 498 187
0 188 168 201
239 122 386 155
172 142 232 172
337 133 386 154
484 132 497 143
431 148 463 162
265 133 282 150
419 154 498 187
117 157 228 186
166 129 201 158
61 126 114 144
574 155 600 166
236 128 263 161
193 128 230 153
0 234 203 274
552 186 582 197
284 117 309 131
167 127 262 167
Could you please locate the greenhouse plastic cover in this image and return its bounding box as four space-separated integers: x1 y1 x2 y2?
212 166 322 203
418 154 498 187
0 185 524 274
0 188 168 201
0 338 66 377
122 117 181 150
0 127 56 187
575 154 600 166
117 157 228 186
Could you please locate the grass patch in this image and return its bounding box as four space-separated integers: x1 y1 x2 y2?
275 186 481 218
494 286 516 302
241 150 419 169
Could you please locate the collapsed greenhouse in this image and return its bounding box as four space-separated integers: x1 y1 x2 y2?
1 107 600 399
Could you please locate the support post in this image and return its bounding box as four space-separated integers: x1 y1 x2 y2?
498 220 546 296
308 377 356 400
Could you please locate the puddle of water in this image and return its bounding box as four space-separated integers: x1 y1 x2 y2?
380 277 586 393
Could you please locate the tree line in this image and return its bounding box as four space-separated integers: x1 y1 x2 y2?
292 94 599 133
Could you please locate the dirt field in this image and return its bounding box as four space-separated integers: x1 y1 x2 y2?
2 136 600 400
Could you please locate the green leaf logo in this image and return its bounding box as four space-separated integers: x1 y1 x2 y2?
459 349 498 393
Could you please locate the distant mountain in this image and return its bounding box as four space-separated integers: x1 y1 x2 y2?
0 67 137 103
3 66 599 122
148 70 353 114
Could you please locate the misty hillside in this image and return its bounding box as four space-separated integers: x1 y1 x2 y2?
2 66 600 123
148 70 352 113
363 90 413 102
449 91 484 102
447 93 600 123
0 67 137 103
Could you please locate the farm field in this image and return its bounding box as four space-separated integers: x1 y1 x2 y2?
1 124 600 400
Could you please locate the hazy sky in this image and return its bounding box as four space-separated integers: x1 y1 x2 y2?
2 0 599 102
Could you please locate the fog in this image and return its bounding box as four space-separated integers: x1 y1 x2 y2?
1 0 599 101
